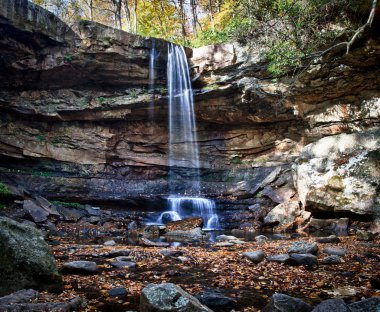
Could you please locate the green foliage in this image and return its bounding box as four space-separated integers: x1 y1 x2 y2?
36 134 46 142
231 157 243 165
0 203 7 209
155 86 168 94
97 96 106 104
51 200 82 208
63 54 73 62
32 171 53 177
129 89 139 99
0 183 11 196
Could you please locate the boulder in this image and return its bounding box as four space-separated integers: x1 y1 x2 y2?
321 255 342 264
195 291 237 311
23 200 49 223
263 200 301 226
348 297 380 311
308 218 349 236
166 217 204 232
263 293 313 312
0 217 62 296
288 254 318 268
323 247 346 256
267 254 290 263
165 227 209 242
288 241 318 255
311 299 349 312
294 129 380 216
242 251 265 263
140 283 212 312
62 261 98 274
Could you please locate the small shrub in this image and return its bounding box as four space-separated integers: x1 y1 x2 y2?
36 134 46 141
0 183 11 196
97 96 106 104
63 54 73 63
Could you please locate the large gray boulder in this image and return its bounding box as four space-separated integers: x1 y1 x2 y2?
263 293 313 312
0 217 62 296
140 283 212 312
293 128 380 216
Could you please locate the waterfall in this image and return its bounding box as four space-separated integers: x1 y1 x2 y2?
152 43 220 230
148 39 156 120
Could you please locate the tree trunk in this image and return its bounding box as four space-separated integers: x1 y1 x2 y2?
133 0 138 33
190 0 198 36
123 0 132 32
89 0 93 21
178 0 186 42
208 0 214 31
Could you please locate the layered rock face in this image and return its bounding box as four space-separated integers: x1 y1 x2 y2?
0 0 379 229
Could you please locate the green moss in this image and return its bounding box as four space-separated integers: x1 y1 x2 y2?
0 204 7 209
97 96 106 104
0 183 10 196
51 201 82 208
35 135 46 142
231 157 243 165
254 156 268 163
203 84 219 91
32 171 52 177
328 175 344 191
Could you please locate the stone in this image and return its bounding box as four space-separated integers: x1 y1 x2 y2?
242 251 265 263
215 242 234 247
159 249 184 258
267 254 290 263
323 247 346 256
166 217 204 232
263 293 313 312
288 253 318 267
104 240 116 246
356 230 374 241
308 218 349 236
311 299 349 312
195 291 237 311
110 260 136 269
108 287 128 297
143 225 161 238
104 249 130 257
321 255 342 264
56 206 84 222
288 241 318 255
255 235 269 243
0 217 62 296
23 200 49 223
62 261 98 274
84 205 101 216
316 235 341 243
165 227 209 242
348 297 380 312
140 283 212 312
294 129 380 216
215 235 239 242
264 200 301 226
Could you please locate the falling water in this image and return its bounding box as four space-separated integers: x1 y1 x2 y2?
151 43 220 230
148 39 156 120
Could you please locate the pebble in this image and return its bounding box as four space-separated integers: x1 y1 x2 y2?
242 251 265 263
62 261 98 274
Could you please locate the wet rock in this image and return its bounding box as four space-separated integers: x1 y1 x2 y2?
348 297 380 311
195 291 237 311
308 218 350 236
288 241 318 255
255 235 269 243
267 254 290 263
62 261 98 274
242 251 265 263
0 216 62 296
311 299 349 312
323 247 346 256
165 227 209 242
140 283 212 312
108 287 128 297
263 293 312 312
316 235 341 243
104 240 116 246
288 253 318 267
321 255 342 264
166 217 203 232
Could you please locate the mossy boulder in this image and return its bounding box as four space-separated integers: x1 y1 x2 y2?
0 216 62 296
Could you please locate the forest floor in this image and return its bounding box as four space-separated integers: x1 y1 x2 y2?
47 233 380 311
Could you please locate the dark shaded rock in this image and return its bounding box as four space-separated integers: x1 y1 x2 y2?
108 287 128 297
348 297 380 311
159 249 184 258
308 218 349 236
255 235 269 243
288 241 318 255
110 260 136 269
370 278 380 289
267 254 290 263
323 247 346 256
166 217 204 232
263 293 313 312
23 200 49 223
139 236 170 247
105 249 131 258
272 234 288 240
62 261 98 274
143 225 160 238
0 216 62 296
311 299 349 312
356 230 374 241
316 235 341 243
291 233 301 239
140 283 212 312
56 206 84 222
321 255 342 264
195 291 237 311
84 205 101 216
0 289 38 305
242 251 265 263
287 253 318 267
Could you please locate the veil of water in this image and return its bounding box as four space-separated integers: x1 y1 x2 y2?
152 43 220 230
148 39 156 120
